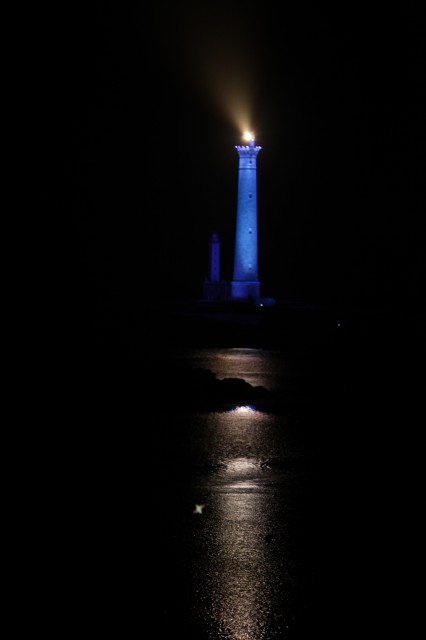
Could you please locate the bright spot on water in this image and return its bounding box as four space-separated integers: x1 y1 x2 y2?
231 405 257 414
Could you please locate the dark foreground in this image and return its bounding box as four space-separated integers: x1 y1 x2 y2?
32 300 423 636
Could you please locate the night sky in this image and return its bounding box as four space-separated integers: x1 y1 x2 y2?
48 3 424 352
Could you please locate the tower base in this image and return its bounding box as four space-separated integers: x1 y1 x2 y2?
231 281 260 303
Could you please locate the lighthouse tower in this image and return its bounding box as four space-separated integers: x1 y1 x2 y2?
231 134 262 303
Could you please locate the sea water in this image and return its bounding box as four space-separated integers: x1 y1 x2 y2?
151 346 331 638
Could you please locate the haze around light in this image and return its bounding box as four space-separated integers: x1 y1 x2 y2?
149 6 262 136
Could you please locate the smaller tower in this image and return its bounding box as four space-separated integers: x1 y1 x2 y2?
208 231 220 283
202 232 231 302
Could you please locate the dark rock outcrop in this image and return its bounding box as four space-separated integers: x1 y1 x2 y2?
152 363 271 409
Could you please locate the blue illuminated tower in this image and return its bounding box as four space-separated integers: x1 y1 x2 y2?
231 136 262 302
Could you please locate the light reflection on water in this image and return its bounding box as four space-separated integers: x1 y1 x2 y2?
154 348 319 639
202 492 282 640
191 406 312 639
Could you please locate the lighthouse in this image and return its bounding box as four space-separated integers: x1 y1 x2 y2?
231 133 261 303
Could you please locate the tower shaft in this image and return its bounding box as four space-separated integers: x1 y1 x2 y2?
231 140 262 302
